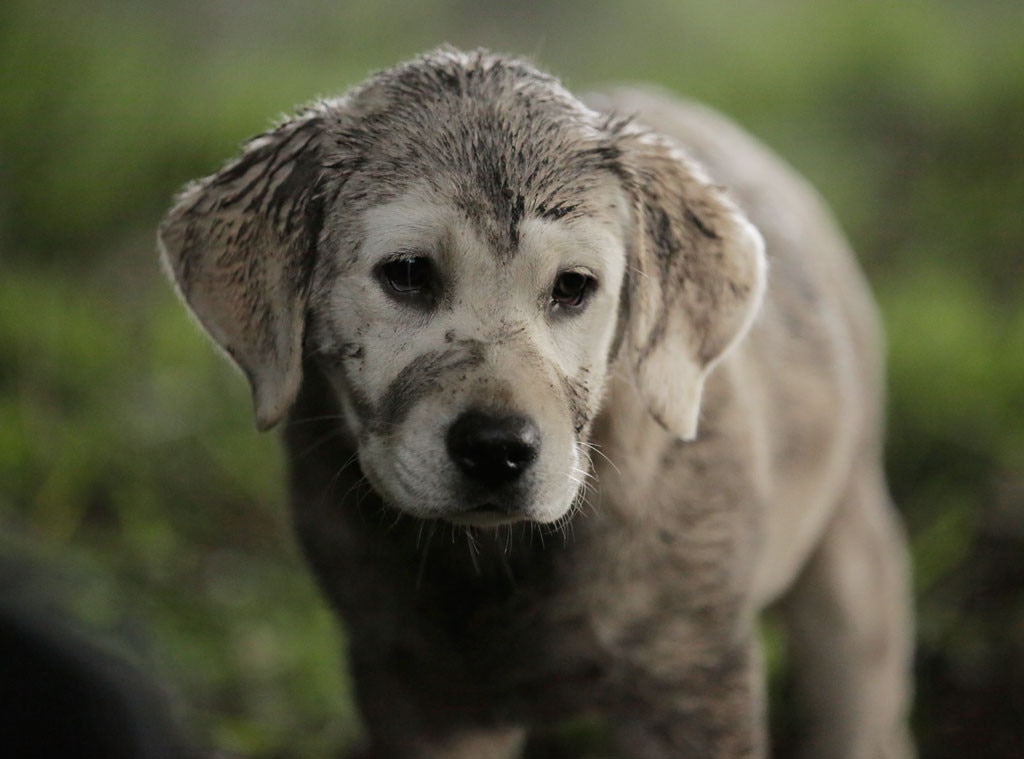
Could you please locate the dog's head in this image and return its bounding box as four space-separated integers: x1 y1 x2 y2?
159 49 765 527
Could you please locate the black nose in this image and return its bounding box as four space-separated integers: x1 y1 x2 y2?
446 411 541 486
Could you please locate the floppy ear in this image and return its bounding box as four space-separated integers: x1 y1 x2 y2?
158 112 326 431
618 130 767 440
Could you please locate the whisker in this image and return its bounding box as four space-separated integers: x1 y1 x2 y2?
383 505 405 534
291 426 346 463
580 440 621 477
416 522 438 591
322 452 366 510
464 528 482 575
287 411 349 427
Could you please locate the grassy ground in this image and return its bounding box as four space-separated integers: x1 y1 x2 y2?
2 1 1023 756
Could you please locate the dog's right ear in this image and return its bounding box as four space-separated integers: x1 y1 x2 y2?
158 111 327 431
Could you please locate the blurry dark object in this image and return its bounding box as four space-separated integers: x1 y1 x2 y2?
0 582 190 759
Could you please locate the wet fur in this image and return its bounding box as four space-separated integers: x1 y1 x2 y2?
160 48 914 758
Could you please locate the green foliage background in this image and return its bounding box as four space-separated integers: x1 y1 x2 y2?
2 1 1022 756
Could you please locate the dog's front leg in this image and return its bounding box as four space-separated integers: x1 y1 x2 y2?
609 637 767 759
779 466 915 759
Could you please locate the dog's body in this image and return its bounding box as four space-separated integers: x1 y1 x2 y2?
160 49 913 758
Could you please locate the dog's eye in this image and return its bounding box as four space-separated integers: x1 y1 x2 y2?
379 256 433 295
551 270 595 310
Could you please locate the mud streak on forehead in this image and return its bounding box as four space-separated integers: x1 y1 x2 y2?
443 108 622 259
451 157 604 261
331 51 625 260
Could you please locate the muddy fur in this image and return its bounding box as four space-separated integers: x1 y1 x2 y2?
160 48 914 758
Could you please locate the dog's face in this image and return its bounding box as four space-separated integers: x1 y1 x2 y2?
309 177 629 525
159 49 766 527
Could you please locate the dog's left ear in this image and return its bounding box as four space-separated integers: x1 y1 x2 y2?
158 112 327 431
617 130 767 440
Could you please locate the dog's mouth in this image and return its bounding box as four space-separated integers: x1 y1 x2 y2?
446 502 531 529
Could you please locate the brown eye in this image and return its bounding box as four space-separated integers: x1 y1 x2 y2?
551 270 595 310
379 256 433 294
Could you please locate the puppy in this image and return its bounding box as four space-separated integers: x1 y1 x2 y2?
160 48 914 758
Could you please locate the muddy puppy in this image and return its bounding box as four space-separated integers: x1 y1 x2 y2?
160 48 914 758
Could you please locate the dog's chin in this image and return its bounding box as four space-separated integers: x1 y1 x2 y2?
364 460 580 528
373 489 538 528
445 508 530 529
389 497 573 529
443 494 577 528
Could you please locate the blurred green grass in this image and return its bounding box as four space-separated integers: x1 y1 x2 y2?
2 0 1022 756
